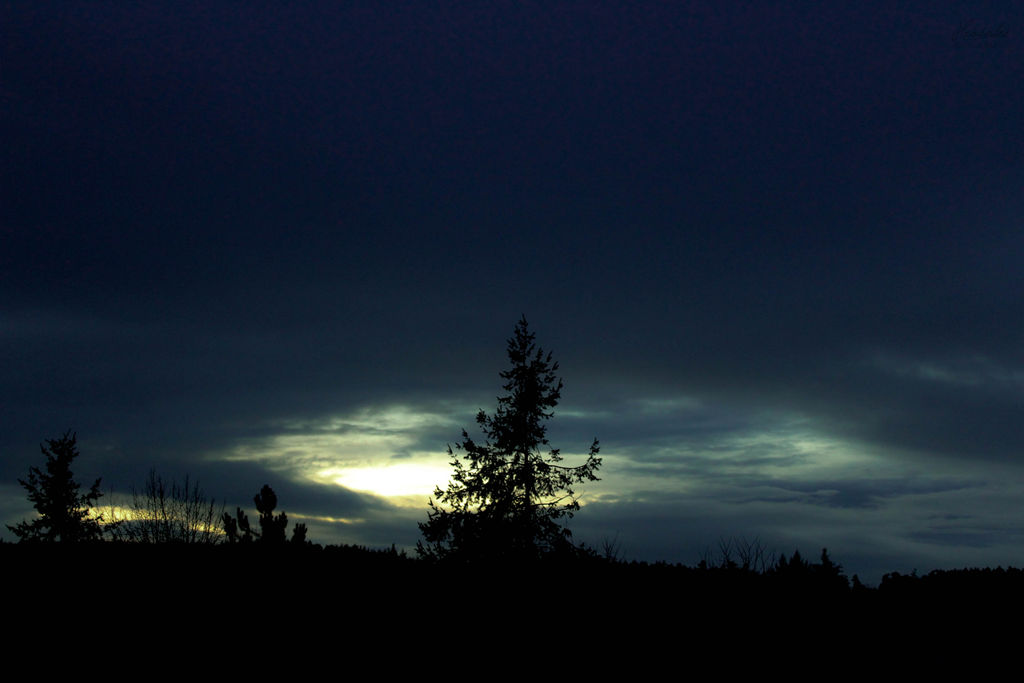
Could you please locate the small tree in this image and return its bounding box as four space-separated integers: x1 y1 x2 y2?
8 431 107 542
223 485 308 544
417 317 601 562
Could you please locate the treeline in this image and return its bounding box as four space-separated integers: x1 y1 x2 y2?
9 528 1018 617
9 432 1024 606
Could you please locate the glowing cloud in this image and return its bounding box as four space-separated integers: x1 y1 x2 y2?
215 403 467 503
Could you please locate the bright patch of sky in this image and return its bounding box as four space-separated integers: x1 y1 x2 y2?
216 404 465 505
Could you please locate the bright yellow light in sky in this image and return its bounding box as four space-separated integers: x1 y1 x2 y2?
217 403 467 505
320 462 452 499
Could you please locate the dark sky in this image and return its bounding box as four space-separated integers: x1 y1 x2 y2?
3 2 1023 581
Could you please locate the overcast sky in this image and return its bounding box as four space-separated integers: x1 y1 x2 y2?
3 2 1023 582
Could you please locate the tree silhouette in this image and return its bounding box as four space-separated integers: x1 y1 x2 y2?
7 431 107 542
222 485 308 544
417 317 601 562
254 484 287 543
108 470 223 544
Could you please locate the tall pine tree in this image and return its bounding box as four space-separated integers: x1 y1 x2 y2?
418 317 601 562
8 431 106 542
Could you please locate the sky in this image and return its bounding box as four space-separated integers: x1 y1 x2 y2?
3 2 1023 582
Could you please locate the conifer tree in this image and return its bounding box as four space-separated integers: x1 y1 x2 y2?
8 431 106 542
222 485 307 544
418 317 601 561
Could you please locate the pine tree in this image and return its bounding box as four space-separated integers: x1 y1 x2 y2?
254 484 288 543
8 431 106 542
222 485 307 544
417 317 601 562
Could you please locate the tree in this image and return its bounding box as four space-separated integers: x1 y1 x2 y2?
8 431 107 542
814 547 849 591
222 485 308 544
109 470 224 544
417 317 601 562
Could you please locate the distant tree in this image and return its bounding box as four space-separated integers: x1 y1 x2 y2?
223 485 308 544
417 317 601 562
253 484 287 543
814 547 849 590
7 431 107 542
699 536 775 573
773 547 849 592
222 505 255 543
776 549 808 574
109 470 224 544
